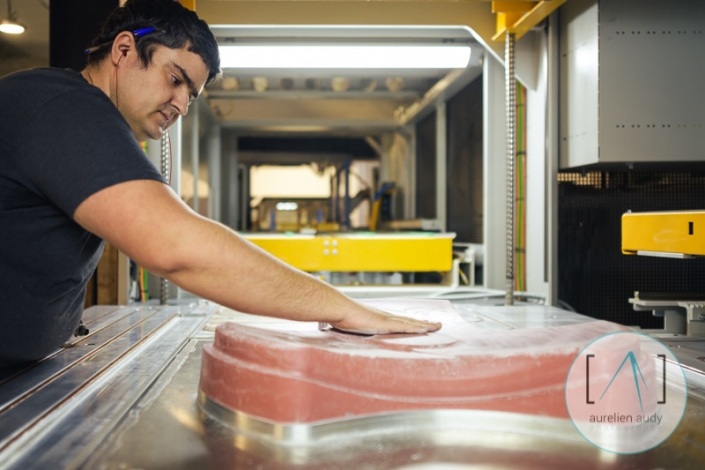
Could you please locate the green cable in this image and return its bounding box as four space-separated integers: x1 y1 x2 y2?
515 82 521 291
515 83 526 291
143 268 150 301
518 86 526 291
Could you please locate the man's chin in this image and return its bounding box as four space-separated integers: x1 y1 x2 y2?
141 128 163 142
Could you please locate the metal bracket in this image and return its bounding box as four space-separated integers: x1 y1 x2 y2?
630 296 705 337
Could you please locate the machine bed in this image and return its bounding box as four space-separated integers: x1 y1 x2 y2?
1 297 705 469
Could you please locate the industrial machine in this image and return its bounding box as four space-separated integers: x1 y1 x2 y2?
243 231 459 288
623 210 705 336
2 0 705 468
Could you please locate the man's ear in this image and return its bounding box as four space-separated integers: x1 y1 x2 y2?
111 31 135 67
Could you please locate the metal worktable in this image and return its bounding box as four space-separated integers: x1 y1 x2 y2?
1 297 705 469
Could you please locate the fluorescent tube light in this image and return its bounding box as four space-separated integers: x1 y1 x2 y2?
219 45 471 69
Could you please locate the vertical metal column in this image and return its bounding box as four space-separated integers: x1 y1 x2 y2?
546 13 560 306
334 169 340 223
406 127 417 220
344 160 351 229
435 102 447 232
240 163 249 231
207 124 221 222
223 133 239 229
159 131 170 305
483 54 508 290
191 100 200 214
505 32 516 306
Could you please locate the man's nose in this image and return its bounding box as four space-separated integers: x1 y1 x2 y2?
172 91 190 116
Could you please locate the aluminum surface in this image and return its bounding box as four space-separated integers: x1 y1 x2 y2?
93 339 705 469
197 390 585 445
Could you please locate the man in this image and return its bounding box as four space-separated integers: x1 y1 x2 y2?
0 0 440 367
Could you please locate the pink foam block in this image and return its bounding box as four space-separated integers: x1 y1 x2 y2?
199 300 625 423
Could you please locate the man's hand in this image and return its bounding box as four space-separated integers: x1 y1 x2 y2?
328 304 442 335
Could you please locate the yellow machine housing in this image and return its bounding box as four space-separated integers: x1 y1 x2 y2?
622 210 704 256
244 232 455 272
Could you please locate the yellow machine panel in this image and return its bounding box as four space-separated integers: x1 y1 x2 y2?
244 233 456 272
622 211 705 256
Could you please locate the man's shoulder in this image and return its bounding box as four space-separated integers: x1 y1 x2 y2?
6 67 91 96
1 67 100 104
2 67 82 87
1 67 113 131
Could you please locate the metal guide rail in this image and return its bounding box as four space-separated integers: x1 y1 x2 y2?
0 302 214 469
1 300 705 469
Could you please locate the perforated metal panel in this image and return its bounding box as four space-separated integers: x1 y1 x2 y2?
599 0 705 164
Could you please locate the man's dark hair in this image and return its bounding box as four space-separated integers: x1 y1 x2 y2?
87 0 221 84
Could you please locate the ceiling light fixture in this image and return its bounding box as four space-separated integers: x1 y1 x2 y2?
219 45 471 69
0 0 24 34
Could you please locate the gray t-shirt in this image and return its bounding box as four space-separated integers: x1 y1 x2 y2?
0 67 165 366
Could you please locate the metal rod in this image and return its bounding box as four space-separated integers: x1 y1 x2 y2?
505 32 516 306
160 131 170 305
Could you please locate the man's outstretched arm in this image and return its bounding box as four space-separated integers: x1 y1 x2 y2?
74 179 441 334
